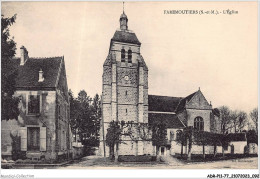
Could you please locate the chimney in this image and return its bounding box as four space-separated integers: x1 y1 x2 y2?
38 69 44 82
20 46 29 66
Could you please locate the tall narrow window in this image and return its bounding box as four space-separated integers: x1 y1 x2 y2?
28 95 40 115
126 108 128 115
194 117 204 131
128 50 132 63
121 49 125 62
170 131 174 141
125 91 128 96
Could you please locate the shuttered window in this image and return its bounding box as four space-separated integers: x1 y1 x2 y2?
40 127 47 151
20 127 27 151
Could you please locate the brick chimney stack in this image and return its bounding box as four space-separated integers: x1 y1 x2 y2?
20 46 29 66
38 68 44 82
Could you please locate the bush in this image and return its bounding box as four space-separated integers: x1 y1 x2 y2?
83 146 96 156
82 137 99 147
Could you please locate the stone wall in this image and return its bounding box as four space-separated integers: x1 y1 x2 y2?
230 141 247 154
186 109 211 132
100 38 149 156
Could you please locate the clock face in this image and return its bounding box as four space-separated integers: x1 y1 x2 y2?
124 75 129 81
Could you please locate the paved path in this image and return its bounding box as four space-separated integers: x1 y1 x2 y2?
60 156 258 169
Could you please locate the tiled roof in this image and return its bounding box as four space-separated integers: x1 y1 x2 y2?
14 57 62 89
148 113 185 128
175 92 196 113
148 95 182 112
111 30 141 45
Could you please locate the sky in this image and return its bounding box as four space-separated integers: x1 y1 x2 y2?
1 1 258 113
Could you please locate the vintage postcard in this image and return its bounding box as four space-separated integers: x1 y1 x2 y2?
1 1 259 178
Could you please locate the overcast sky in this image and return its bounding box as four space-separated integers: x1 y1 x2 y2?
2 1 258 113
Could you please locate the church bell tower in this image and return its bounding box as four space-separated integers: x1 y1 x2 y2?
99 9 149 157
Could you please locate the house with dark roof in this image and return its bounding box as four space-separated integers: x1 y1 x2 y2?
1 46 72 161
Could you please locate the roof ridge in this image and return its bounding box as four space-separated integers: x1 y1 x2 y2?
30 56 63 59
149 94 183 98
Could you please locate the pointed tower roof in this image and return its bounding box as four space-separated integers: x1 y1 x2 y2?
120 11 128 19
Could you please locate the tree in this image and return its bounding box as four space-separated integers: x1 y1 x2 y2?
218 106 232 134
230 110 239 133
193 131 211 159
150 121 167 160
183 127 193 161
105 120 127 161
246 130 258 145
236 111 247 133
91 94 101 142
1 14 19 121
176 130 186 158
250 108 258 134
69 90 101 147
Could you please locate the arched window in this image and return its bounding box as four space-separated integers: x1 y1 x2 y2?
128 50 132 63
121 49 125 62
194 117 204 131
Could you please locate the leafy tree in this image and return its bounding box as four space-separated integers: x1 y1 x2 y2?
246 130 258 145
69 90 101 146
1 14 19 121
150 121 167 160
105 120 126 161
183 127 193 161
193 131 211 159
250 108 258 134
91 94 101 142
176 130 186 158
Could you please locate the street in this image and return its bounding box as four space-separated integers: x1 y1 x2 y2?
60 156 258 169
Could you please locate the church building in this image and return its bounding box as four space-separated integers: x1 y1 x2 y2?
99 10 220 157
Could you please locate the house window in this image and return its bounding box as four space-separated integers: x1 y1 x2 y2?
125 91 128 96
194 116 204 131
170 131 174 141
128 50 132 63
28 95 40 115
27 127 40 151
176 130 182 141
126 108 128 115
121 49 125 62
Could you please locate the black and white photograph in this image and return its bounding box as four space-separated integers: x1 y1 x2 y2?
1 1 259 178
